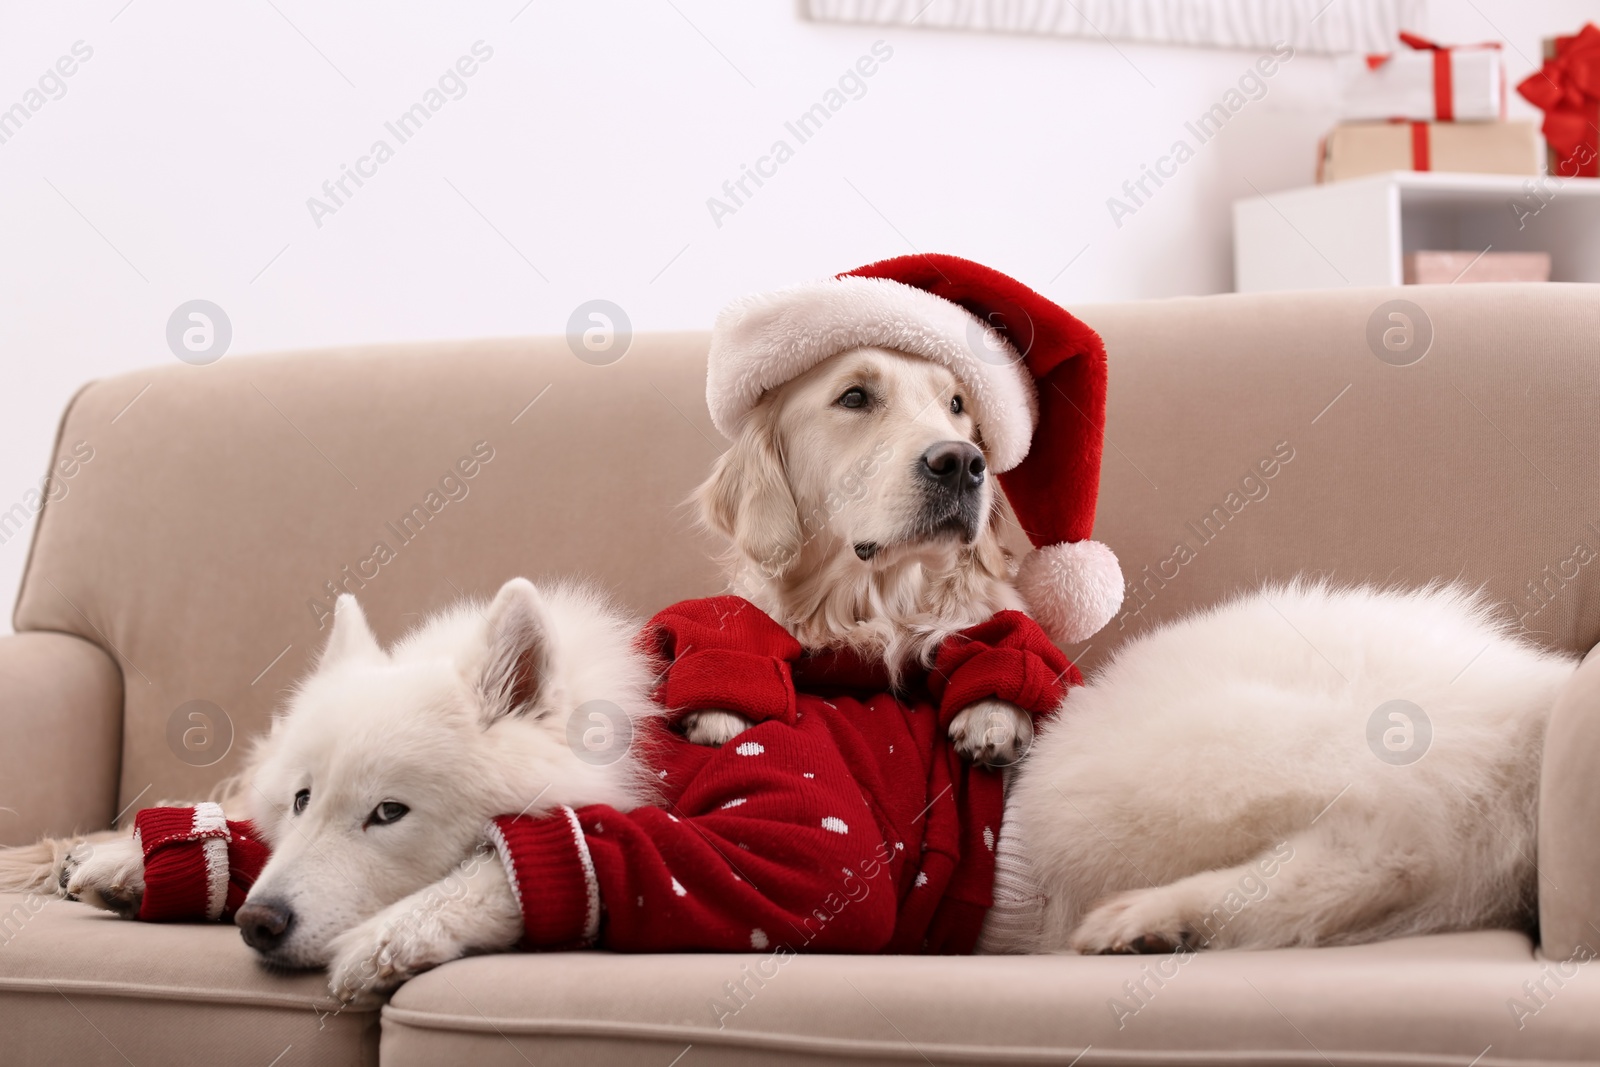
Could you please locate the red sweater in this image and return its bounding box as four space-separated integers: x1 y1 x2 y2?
132 597 1075 956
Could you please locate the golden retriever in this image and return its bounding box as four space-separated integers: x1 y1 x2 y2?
678 342 1576 956
683 345 1035 765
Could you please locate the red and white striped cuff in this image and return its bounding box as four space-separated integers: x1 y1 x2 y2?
487 808 600 950
134 804 269 923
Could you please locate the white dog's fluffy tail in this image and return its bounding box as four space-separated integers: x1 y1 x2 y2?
0 834 89 895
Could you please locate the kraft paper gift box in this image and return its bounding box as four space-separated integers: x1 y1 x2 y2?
1318 120 1541 183
1341 33 1506 122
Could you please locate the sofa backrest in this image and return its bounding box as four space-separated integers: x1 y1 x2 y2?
16 333 726 811
1085 283 1599 666
15 285 1600 817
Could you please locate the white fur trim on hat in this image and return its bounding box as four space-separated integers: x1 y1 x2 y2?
1016 540 1124 646
707 275 1039 472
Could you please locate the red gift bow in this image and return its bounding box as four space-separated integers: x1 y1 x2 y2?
1366 31 1502 122
1517 23 1600 178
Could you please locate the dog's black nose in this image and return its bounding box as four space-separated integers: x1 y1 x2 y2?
921 441 986 492
236 900 295 952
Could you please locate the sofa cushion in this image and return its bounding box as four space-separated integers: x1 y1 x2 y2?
381 931 1599 1066
0 891 376 1066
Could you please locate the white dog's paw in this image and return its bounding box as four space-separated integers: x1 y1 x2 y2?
1070 886 1202 955
947 700 1033 768
682 709 754 748
327 905 454 1007
326 849 524 1006
64 836 145 919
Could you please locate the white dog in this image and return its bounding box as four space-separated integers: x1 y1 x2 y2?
1 578 660 1001
1016 581 1573 952
681 344 1577 952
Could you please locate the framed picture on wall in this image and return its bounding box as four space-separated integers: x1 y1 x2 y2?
800 0 1426 54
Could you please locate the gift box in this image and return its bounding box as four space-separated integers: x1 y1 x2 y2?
1319 120 1541 183
1517 24 1600 178
1403 251 1551 284
1341 33 1506 122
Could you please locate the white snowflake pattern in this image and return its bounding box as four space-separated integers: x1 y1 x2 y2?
735 741 765 756
750 928 769 949
592 820 603 833
915 871 929 887
657 769 668 779
802 772 815 779
894 841 904 851
671 877 687 897
888 744 894 754
983 826 995 851
720 797 747 809
821 816 849 835
636 896 644 907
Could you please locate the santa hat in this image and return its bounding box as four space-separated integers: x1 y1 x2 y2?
706 253 1123 646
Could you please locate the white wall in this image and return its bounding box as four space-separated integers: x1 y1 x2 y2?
0 0 1590 628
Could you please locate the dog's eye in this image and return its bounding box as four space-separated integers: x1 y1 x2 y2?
950 395 964 415
836 387 868 410
292 789 310 816
367 801 409 827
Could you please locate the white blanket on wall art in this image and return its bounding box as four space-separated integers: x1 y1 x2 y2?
800 0 1426 55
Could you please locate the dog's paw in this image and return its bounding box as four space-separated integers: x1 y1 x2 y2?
64 837 145 919
681 709 754 748
327 905 454 1007
1069 886 1201 955
947 700 1033 768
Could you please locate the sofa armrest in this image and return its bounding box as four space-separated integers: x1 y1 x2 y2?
1539 645 1600 960
0 632 123 846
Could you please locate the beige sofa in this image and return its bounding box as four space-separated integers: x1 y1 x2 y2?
3 284 1599 1066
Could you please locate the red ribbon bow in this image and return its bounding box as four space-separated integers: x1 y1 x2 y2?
1517 23 1600 178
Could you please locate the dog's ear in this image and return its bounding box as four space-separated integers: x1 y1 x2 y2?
478 578 553 725
321 595 384 666
695 407 802 579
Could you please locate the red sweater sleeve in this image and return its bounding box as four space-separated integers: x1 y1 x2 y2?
133 805 270 922
491 721 898 953
643 596 803 727
928 610 1079 726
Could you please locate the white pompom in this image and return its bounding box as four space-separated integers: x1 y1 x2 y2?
1016 541 1124 646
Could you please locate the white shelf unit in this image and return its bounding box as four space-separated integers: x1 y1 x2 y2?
1233 171 1600 292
